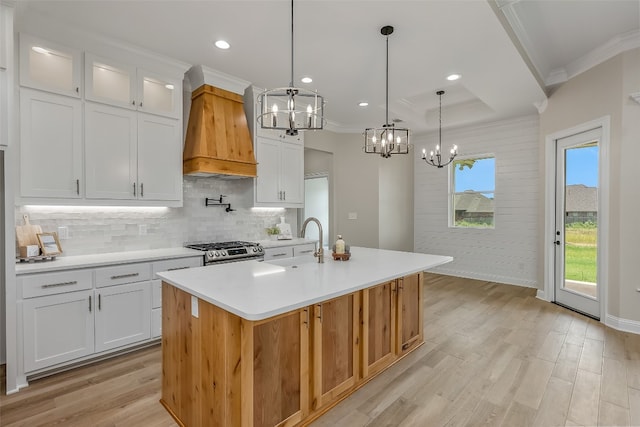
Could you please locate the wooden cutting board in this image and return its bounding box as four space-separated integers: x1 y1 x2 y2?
16 214 43 248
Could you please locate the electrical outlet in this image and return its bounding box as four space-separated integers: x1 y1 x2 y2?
348 212 358 220
138 224 148 235
57 226 69 240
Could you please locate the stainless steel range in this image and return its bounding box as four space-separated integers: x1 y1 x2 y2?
185 241 264 265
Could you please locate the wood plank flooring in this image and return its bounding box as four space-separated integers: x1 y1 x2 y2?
2 273 640 427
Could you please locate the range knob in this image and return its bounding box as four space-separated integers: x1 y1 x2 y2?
251 247 257 253
214 251 220 257
258 246 263 252
207 250 215 258
221 251 227 256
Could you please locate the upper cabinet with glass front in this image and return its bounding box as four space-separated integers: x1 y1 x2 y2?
85 53 180 119
19 34 82 98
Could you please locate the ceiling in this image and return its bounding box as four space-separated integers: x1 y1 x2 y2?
14 1 639 135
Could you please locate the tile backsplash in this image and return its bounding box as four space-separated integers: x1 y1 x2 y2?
16 177 298 256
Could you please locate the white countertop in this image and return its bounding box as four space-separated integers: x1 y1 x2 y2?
157 247 453 321
15 247 203 274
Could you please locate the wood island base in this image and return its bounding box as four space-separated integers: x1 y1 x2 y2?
160 272 424 427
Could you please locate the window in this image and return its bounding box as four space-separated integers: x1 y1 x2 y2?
451 155 495 228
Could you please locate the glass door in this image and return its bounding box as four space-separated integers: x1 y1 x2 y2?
554 128 601 319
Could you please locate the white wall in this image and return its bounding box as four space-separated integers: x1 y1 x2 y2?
414 115 539 287
305 130 414 251
16 177 297 256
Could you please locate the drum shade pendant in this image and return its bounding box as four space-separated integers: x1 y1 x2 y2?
364 25 410 158
257 0 324 135
422 90 458 168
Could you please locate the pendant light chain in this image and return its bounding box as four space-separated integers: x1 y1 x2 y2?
439 90 442 148
290 0 294 88
385 31 389 127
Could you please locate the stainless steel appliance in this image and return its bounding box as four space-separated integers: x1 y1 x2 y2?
185 241 264 265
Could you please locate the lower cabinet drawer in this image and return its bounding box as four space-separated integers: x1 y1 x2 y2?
20 269 93 299
95 263 151 288
293 244 316 257
263 246 294 260
151 308 161 338
152 257 202 278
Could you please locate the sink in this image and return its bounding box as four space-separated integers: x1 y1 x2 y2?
265 255 330 268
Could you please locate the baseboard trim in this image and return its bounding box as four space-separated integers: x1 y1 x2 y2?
536 290 547 301
430 267 538 289
605 314 640 335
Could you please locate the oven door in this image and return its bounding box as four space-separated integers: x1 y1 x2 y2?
206 254 264 265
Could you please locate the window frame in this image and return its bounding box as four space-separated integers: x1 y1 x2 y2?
448 153 496 229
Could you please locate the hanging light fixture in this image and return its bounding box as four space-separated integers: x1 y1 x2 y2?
422 90 458 168
364 25 410 158
257 0 324 136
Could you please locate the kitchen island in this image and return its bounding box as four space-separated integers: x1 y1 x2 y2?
157 247 452 427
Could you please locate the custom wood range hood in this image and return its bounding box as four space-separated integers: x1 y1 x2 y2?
183 70 257 177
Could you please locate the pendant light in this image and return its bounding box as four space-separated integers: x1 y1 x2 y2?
364 25 410 158
422 90 458 168
257 0 324 136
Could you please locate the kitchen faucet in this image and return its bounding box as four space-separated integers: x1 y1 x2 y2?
300 217 324 263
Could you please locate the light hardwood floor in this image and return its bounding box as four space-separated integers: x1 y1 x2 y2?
1 273 639 427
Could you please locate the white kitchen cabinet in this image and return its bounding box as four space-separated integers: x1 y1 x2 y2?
19 33 82 98
255 136 304 207
0 4 13 148
22 290 94 372
85 103 181 202
263 245 294 261
94 282 151 353
85 53 181 119
20 88 83 198
85 102 137 200
137 113 182 201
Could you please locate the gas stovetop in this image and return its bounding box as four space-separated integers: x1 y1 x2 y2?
185 241 264 264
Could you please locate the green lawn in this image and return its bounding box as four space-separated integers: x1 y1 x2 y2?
564 223 597 283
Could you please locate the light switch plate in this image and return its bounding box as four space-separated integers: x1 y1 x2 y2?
57 226 69 240
138 224 147 235
191 295 199 318
348 212 358 220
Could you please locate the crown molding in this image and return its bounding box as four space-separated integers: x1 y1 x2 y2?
545 29 640 86
185 65 250 95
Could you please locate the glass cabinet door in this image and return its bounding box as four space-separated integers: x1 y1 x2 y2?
19 33 81 97
137 69 180 118
85 53 136 109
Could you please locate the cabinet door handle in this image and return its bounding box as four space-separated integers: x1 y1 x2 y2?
89 295 92 312
139 101 143 108
110 272 139 280
317 304 323 322
271 253 288 258
298 250 313 254
75 87 79 94
132 100 136 106
76 179 80 195
283 191 286 200
168 266 189 271
133 182 136 197
42 280 78 289
140 183 144 198
98 294 102 310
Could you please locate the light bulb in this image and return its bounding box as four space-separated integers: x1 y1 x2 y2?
396 136 401 144
272 104 278 113
387 132 393 141
372 135 377 143
306 104 312 114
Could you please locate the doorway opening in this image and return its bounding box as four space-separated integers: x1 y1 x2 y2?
544 117 609 321
303 174 329 247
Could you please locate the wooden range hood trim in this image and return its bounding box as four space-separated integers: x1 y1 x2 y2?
183 84 257 177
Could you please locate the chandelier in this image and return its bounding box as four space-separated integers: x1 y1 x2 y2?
422 90 457 168
364 26 410 158
257 0 324 135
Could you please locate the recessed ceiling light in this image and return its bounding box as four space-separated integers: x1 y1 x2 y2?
447 73 461 81
358 102 369 107
301 76 313 83
214 40 230 50
165 84 174 90
32 46 49 54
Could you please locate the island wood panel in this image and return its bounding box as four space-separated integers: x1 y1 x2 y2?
311 292 360 411
397 272 424 356
161 283 201 427
250 310 309 427
361 280 397 379
198 297 242 427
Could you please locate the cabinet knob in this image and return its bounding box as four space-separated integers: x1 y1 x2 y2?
140 183 144 198
133 182 136 196
132 100 136 106
75 87 79 94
